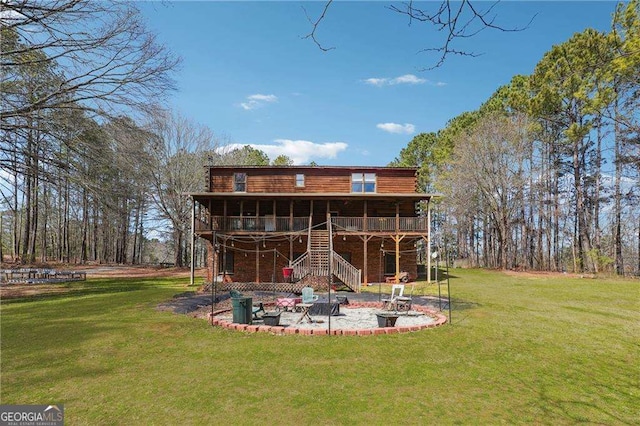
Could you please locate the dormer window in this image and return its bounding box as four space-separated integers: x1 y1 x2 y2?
234 173 247 192
295 173 305 187
352 173 376 193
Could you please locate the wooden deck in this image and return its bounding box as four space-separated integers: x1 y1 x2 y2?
195 216 428 233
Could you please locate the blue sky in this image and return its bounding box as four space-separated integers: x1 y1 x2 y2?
138 1 617 166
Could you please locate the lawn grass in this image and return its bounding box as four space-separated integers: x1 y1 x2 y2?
1 269 638 424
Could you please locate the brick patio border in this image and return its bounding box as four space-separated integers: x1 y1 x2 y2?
207 302 448 335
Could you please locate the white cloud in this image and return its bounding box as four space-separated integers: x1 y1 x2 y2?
363 74 446 87
363 74 426 87
239 93 278 110
390 74 426 85
222 139 348 165
363 78 388 87
376 122 416 134
248 94 277 102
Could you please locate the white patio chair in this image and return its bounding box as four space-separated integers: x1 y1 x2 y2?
382 284 404 310
396 283 414 312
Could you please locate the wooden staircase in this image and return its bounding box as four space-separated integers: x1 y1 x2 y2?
290 226 361 292
309 230 330 277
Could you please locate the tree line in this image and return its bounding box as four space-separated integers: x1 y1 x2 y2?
0 1 287 267
2 0 637 275
392 1 639 275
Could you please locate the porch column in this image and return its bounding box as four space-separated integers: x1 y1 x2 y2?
223 199 227 230
208 199 212 230
363 201 368 286
256 241 260 283
289 200 294 263
363 200 368 231
427 199 431 284
363 237 368 286
190 197 196 287
395 236 400 283
395 203 400 283
211 233 218 284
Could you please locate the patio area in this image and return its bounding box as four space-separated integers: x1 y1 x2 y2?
209 301 447 335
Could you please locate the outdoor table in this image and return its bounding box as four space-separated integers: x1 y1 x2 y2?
275 297 302 312
294 303 314 324
309 301 340 316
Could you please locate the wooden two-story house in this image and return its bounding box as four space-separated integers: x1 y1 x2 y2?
189 166 438 292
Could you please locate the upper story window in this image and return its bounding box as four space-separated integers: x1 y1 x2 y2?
234 173 247 192
351 173 376 193
295 173 305 187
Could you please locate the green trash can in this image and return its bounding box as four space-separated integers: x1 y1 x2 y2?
231 296 253 325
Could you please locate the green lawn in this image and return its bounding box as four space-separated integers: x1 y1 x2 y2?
1 270 638 424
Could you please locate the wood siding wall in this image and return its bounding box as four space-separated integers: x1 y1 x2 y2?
208 168 417 194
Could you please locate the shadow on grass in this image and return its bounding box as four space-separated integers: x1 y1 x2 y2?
0 277 177 305
428 268 459 281
448 297 480 311
532 371 636 425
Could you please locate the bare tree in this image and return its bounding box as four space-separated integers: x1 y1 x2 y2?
303 0 535 69
1 0 179 126
441 113 532 269
144 110 217 267
0 0 179 266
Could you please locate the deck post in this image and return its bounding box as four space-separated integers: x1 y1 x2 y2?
190 197 196 287
427 199 431 284
363 201 368 286
395 236 400 284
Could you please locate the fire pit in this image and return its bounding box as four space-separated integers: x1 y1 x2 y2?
375 313 399 327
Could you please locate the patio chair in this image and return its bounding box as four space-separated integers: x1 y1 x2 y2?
301 286 319 304
252 302 265 320
395 284 414 312
381 284 404 311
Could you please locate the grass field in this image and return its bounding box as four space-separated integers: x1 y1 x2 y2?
1 269 638 424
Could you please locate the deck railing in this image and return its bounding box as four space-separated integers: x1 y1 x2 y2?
290 252 310 282
331 251 361 292
195 215 428 232
333 216 428 232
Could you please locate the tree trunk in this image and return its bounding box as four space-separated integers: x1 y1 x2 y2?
63 173 70 263
81 187 88 264
93 201 99 262
174 229 184 267
21 129 32 264
0 212 4 263
41 179 48 262
592 121 602 274
613 96 624 275
573 136 592 272
12 153 20 261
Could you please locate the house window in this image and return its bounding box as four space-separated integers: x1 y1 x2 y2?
296 173 305 187
384 252 396 275
351 173 376 193
219 250 234 274
234 173 246 192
